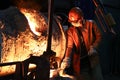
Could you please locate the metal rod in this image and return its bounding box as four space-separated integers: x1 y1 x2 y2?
95 9 107 32
92 0 112 32
0 61 21 66
47 0 54 52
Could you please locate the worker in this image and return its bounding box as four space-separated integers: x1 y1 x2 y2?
60 7 104 80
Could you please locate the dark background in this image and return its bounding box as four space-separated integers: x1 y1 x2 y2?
0 0 120 79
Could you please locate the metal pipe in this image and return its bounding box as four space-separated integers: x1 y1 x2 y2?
46 0 54 53
95 9 107 32
0 61 21 66
92 0 112 33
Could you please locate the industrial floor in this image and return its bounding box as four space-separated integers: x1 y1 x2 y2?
104 74 120 80
0 74 120 80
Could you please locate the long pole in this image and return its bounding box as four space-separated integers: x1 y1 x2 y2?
46 0 54 53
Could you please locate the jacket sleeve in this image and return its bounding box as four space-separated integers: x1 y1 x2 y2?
92 20 103 50
65 28 74 57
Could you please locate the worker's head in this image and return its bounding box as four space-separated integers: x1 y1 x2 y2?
68 7 84 27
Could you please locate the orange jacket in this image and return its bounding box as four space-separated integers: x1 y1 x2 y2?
65 20 102 75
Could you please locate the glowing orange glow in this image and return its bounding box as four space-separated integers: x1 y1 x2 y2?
20 8 47 36
0 8 48 76
0 8 66 78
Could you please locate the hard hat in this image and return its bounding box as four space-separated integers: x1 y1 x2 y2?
68 7 84 23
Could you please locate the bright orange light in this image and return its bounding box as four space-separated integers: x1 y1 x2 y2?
20 8 47 36
0 8 48 76
0 8 66 78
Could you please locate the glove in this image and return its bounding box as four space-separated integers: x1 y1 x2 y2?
88 46 97 56
60 57 70 69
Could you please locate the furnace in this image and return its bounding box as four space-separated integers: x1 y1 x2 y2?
0 6 66 79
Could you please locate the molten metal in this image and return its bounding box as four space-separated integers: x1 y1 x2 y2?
0 7 66 77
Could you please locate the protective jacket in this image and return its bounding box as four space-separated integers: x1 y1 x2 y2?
65 20 102 75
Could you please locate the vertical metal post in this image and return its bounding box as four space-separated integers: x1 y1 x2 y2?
93 0 110 32
47 0 54 53
43 0 55 79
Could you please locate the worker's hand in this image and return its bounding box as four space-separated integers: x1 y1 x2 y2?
88 46 97 56
60 57 70 69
